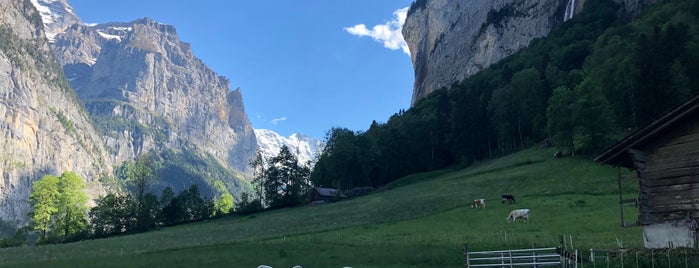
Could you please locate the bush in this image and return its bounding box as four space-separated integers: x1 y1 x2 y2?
0 229 26 248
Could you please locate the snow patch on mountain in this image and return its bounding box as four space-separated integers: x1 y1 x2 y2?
29 0 80 42
96 30 121 41
254 129 323 166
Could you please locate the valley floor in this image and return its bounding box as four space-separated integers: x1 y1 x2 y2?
0 148 644 267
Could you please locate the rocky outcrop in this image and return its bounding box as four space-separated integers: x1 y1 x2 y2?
0 0 114 224
403 0 655 104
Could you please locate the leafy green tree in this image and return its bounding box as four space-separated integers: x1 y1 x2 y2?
29 172 89 242
264 145 311 209
572 79 615 153
489 85 517 151
415 88 453 169
29 175 60 239
137 193 160 231
162 185 214 225
547 86 576 156
249 150 266 207
310 128 360 189
214 193 235 215
160 187 175 208
89 193 136 237
127 153 160 230
450 85 490 163
235 192 263 215
630 24 691 127
55 172 89 240
510 68 547 144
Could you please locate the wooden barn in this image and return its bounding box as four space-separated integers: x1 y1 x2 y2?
309 187 346 204
595 94 699 249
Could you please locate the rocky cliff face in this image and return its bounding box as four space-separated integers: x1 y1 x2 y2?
29 0 80 42
403 0 655 103
0 0 114 224
52 18 258 176
34 3 260 199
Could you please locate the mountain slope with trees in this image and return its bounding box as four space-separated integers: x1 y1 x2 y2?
311 0 699 190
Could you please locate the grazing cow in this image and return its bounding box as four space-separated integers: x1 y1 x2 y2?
506 209 530 223
501 194 516 204
471 198 486 208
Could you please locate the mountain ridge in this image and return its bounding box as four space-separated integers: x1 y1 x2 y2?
254 129 323 166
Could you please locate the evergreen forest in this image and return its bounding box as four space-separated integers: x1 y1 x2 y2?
311 0 699 190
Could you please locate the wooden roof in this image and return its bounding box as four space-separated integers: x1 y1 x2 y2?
594 94 699 169
314 187 345 198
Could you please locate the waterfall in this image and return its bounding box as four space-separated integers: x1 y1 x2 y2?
564 0 576 21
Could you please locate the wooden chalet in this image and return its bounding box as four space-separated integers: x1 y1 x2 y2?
595 94 699 248
309 187 346 203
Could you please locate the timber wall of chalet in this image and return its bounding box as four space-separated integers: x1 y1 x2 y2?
630 119 699 225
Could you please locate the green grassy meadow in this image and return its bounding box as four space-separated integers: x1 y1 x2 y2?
0 148 643 267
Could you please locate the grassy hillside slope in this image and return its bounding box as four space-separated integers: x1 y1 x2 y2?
0 148 642 267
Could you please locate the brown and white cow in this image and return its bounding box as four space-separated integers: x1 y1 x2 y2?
471 198 486 208
506 209 530 223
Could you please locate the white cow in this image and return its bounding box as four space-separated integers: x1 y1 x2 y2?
471 198 486 208
506 209 530 223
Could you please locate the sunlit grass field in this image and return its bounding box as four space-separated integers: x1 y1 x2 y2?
0 148 642 267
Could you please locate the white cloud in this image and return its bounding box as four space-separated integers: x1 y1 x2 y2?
270 117 287 125
345 7 410 55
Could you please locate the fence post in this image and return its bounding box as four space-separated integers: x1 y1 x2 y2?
502 251 506 267
560 234 566 250
509 249 514 268
463 244 468 268
533 243 539 268
621 250 624 268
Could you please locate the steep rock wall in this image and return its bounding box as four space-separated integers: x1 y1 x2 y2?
403 0 655 103
52 18 257 180
0 0 114 225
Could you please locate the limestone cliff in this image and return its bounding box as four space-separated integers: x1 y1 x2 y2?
403 0 655 103
0 0 114 225
50 18 257 196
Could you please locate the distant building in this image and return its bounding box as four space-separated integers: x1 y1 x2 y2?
595 94 699 248
309 187 346 205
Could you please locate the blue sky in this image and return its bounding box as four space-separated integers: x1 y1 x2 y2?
67 1 416 140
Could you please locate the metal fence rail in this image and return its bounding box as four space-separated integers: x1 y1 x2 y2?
464 244 574 268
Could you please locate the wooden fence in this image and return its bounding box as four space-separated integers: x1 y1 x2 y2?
463 244 579 268
588 248 699 268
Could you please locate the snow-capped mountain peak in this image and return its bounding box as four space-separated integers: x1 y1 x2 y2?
30 0 81 42
254 129 323 166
